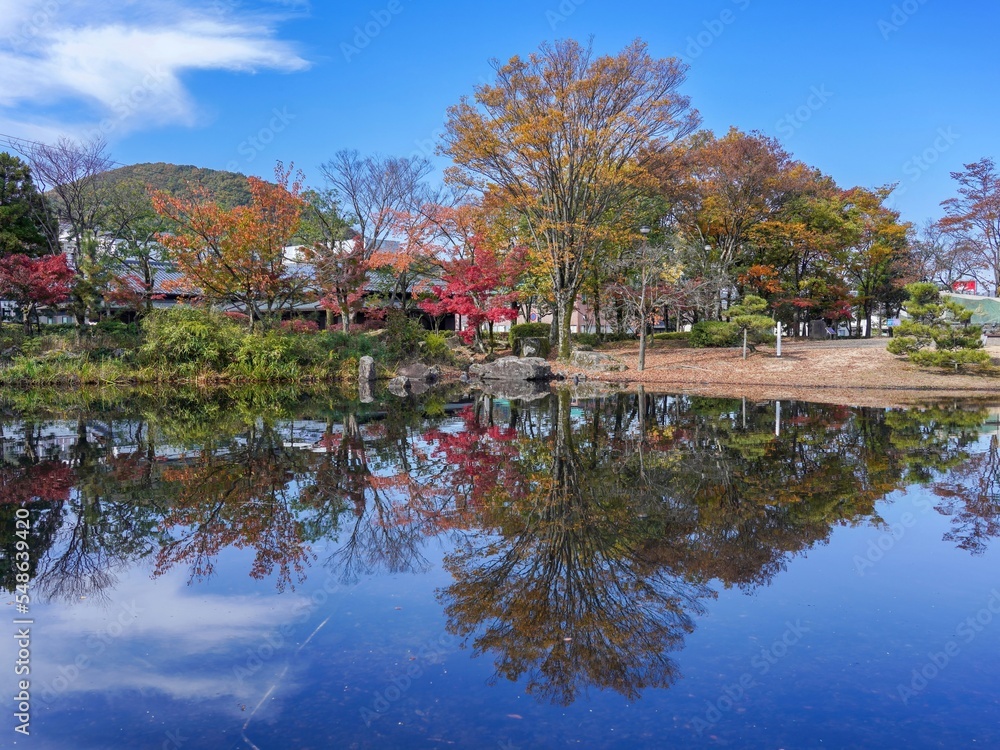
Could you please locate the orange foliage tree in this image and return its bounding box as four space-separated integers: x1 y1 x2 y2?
151 164 305 330
442 39 698 358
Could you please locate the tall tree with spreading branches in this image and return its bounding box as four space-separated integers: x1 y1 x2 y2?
441 39 698 358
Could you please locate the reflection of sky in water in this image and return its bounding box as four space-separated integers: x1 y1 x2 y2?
6 490 997 750
2 400 1000 749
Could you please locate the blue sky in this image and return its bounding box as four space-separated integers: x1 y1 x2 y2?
0 0 995 226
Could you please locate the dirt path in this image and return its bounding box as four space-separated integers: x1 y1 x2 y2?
551 338 1000 407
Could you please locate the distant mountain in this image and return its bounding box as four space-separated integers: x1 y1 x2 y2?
100 162 253 207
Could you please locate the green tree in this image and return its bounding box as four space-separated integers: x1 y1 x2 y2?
727 294 775 359
887 282 990 369
0 152 53 256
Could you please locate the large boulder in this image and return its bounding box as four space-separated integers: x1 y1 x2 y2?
475 356 552 381
570 350 627 372
358 356 376 382
398 363 439 381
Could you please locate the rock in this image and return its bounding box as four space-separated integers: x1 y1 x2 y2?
570 350 627 372
518 337 550 358
358 355 376 382
398 362 439 381
573 344 594 352
476 379 551 401
476 356 552 381
468 363 488 378
387 376 411 397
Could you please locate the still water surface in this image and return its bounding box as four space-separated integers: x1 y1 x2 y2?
1 387 999 749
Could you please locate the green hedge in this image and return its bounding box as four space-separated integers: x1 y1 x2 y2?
689 321 739 348
509 322 551 348
653 331 690 342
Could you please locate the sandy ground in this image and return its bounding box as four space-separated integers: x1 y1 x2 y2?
550 338 1000 408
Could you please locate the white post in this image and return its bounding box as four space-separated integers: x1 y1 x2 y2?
776 324 782 357
775 400 781 437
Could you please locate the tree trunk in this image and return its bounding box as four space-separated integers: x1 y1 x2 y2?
326 306 336 330
558 295 575 359
593 285 602 338
638 309 647 372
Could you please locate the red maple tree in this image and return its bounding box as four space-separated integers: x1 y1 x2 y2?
418 238 525 349
0 253 73 333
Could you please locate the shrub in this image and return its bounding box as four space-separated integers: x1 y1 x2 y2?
279 319 320 335
423 332 455 364
909 348 991 369
227 332 300 380
140 307 244 370
572 332 601 348
509 322 551 348
654 331 690 342
689 321 739 348
95 319 138 337
382 310 428 362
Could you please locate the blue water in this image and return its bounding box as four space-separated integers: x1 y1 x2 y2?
1 392 999 749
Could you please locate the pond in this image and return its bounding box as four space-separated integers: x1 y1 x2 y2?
1 386 999 749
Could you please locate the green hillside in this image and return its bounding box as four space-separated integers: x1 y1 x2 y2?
100 162 253 207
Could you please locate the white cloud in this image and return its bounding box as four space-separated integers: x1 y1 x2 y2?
0 0 309 140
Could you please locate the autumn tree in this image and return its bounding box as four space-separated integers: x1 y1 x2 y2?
418 238 525 351
838 186 910 337
609 225 684 370
909 220 975 291
657 128 806 318
295 188 358 329
938 158 1000 295
152 164 306 330
0 253 74 333
20 137 115 327
442 39 698 358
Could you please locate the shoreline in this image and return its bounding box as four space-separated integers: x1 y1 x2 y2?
550 339 1000 408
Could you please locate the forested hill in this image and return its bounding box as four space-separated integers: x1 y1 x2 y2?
100 162 253 207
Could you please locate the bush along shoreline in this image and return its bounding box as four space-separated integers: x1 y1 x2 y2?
0 307 459 386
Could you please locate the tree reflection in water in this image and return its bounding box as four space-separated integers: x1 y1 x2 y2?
2 388 1000 704
439 390 712 705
